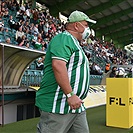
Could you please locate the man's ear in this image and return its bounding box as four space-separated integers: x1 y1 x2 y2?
74 22 79 30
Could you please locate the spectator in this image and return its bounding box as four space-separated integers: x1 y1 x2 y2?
34 38 42 50
33 24 39 34
1 2 7 13
32 9 39 24
37 33 43 42
0 27 4 33
25 8 31 19
5 37 11 44
29 23 34 34
105 62 110 73
17 35 28 46
7 0 17 11
115 67 126 78
0 18 4 28
23 21 30 32
90 62 103 75
109 66 117 78
38 20 43 33
3 8 9 18
43 21 49 33
16 9 23 20
8 15 16 29
31 32 38 46
41 46 45 51
36 56 44 70
16 26 24 40
41 40 47 51
20 4 26 12
3 28 11 38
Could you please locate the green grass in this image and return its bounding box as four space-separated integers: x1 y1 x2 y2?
0 105 133 133
0 118 38 133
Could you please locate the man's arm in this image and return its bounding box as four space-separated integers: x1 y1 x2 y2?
52 59 83 110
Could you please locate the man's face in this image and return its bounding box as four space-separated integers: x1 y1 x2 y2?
75 21 90 40
76 21 89 34
6 39 10 44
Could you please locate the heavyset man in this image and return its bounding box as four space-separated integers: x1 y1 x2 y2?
36 10 96 133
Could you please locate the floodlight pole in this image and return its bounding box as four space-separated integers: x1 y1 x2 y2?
2 44 4 127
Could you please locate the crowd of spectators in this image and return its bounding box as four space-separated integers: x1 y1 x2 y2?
0 0 65 51
83 34 133 75
0 0 133 74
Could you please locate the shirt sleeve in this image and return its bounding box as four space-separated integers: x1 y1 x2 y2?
50 34 75 62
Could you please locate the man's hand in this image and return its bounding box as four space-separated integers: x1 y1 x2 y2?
67 94 83 110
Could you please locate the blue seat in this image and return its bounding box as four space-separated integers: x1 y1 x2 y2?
12 29 16 34
90 75 103 85
21 69 43 87
29 62 36 70
0 34 5 43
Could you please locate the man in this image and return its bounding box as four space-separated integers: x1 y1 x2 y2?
5 37 11 44
109 66 117 78
16 26 25 41
8 15 16 29
36 56 44 70
36 10 96 133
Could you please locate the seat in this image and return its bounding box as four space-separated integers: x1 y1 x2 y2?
0 33 5 43
29 62 36 70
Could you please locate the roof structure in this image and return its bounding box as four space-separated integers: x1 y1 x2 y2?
0 43 45 88
37 0 133 47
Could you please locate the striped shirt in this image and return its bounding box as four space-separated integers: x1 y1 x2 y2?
35 31 90 114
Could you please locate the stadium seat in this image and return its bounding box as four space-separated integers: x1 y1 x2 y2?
12 29 16 34
90 75 103 85
29 62 36 70
0 34 5 43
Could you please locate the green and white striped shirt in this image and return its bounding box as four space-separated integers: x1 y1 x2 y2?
35 31 90 114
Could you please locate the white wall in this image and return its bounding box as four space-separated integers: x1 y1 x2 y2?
4 104 17 124
0 104 17 124
0 99 34 125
